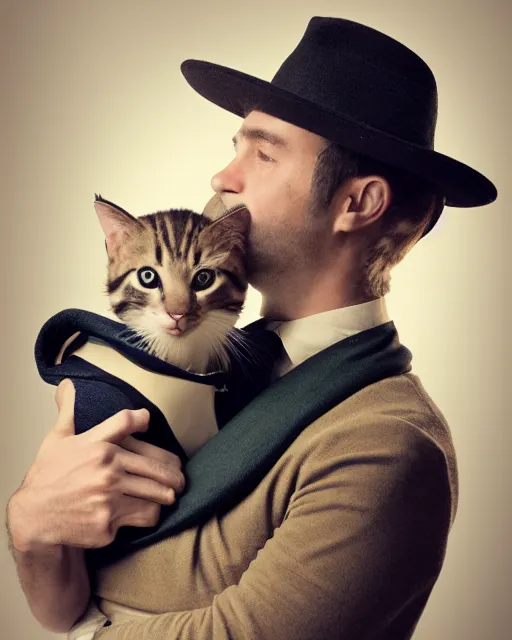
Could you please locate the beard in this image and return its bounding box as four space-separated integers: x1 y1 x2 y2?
246 214 326 293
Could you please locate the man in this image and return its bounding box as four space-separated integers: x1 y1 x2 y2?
6 16 497 640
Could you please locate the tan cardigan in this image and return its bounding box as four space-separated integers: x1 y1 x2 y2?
69 371 457 639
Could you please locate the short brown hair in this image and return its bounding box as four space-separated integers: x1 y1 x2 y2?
310 142 445 297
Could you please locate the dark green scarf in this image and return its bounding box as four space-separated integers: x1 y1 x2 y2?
88 321 411 570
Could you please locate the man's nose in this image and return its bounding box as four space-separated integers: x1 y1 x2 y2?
211 159 243 194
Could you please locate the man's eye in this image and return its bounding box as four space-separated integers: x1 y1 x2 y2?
257 150 274 163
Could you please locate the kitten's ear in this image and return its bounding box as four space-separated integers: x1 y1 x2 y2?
208 204 251 233
94 194 142 255
202 194 227 221
199 204 251 247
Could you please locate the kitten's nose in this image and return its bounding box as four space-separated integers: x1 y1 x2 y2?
170 314 185 321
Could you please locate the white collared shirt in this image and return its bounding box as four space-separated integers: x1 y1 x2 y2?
266 297 390 379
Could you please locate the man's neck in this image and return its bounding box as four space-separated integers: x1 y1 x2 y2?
259 285 376 322
255 235 377 321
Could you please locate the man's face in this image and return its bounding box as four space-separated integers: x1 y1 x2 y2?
210 111 330 292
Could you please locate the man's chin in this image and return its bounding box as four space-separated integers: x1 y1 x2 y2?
246 261 267 291
247 264 284 294
246 269 262 292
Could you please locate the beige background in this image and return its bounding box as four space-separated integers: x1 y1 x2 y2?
1 0 509 638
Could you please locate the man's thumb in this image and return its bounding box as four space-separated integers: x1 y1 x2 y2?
52 378 76 437
32 379 77 463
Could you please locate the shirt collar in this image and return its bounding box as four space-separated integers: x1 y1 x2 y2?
266 297 390 373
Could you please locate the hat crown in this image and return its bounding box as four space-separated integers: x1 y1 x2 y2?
272 17 438 147
180 15 498 209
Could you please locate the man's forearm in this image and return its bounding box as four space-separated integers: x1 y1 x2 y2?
6 492 91 634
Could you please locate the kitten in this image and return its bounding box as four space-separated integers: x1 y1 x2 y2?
94 194 251 374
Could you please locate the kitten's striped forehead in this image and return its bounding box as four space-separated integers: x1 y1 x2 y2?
140 209 208 267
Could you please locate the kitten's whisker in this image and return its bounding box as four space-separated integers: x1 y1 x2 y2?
224 337 257 380
227 332 273 370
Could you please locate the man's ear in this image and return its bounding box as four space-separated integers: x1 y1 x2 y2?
202 193 228 221
333 176 392 233
93 194 142 255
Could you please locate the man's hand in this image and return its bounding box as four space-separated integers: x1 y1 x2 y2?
9 378 186 552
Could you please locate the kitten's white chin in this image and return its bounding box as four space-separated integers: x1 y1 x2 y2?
125 310 238 374
164 327 183 336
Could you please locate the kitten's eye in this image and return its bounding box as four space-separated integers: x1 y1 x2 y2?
192 269 216 291
137 267 160 289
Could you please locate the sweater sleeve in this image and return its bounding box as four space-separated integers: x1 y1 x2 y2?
93 420 452 640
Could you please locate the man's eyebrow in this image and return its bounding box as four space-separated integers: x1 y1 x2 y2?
232 127 288 148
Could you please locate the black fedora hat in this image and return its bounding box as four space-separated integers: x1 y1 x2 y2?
181 17 497 223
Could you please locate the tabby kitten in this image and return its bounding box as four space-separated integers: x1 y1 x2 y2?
94 194 250 374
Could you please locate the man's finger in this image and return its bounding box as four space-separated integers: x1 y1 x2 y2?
84 408 150 445
120 434 182 468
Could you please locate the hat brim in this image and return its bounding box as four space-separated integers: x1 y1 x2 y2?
181 60 497 209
